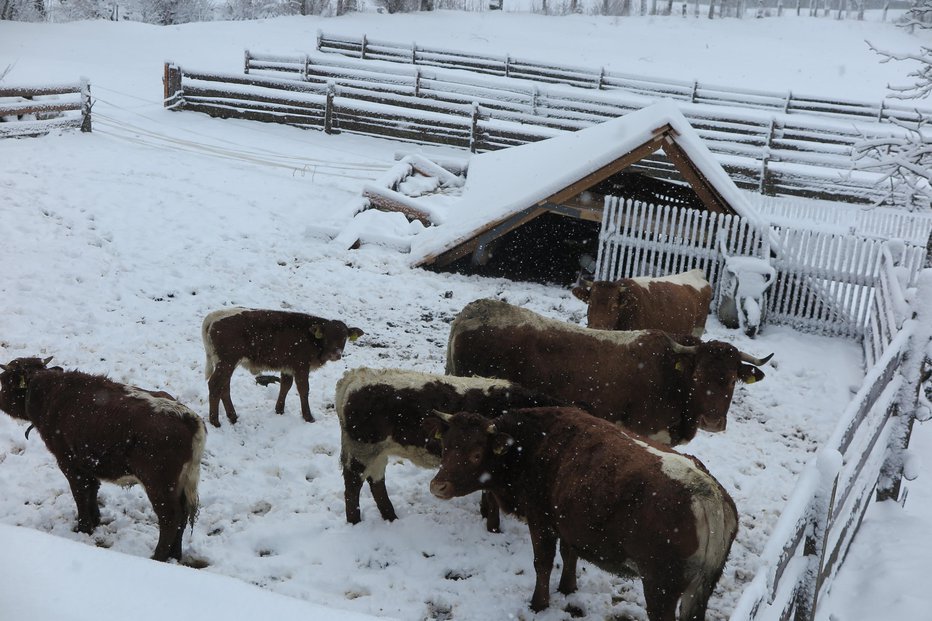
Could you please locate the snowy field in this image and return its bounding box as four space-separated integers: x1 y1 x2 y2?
1 12 930 621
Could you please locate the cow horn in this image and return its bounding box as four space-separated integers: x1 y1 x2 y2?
431 409 454 423
740 351 774 367
664 334 698 355
41 356 53 366
0 364 7 372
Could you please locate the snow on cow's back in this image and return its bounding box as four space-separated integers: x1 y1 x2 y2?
449 298 647 346
630 268 709 292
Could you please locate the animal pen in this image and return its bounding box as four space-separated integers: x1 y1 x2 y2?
595 194 932 621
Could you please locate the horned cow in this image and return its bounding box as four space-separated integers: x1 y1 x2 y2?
335 367 561 529
427 406 738 621
202 307 364 427
0 356 206 562
572 268 712 336
446 298 771 447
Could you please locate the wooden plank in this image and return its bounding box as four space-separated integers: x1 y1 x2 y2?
417 206 543 268
362 186 434 227
660 135 731 214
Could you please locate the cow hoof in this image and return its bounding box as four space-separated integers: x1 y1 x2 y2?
303 415 316 423
209 418 221 428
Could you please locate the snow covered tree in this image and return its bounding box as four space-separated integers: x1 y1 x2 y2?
1 0 46 21
853 22 932 210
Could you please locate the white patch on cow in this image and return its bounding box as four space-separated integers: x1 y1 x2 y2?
201 307 250 379
648 429 672 445
239 358 295 376
629 433 737 597
454 299 645 346
109 475 141 487
341 434 439 481
123 386 200 421
335 367 514 425
631 268 708 292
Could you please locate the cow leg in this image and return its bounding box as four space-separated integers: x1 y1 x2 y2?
641 573 683 621
294 372 314 423
480 491 501 533
207 361 237 427
367 477 397 522
147 487 187 562
63 468 101 534
557 540 578 595
342 458 366 524
274 373 294 415
527 523 557 612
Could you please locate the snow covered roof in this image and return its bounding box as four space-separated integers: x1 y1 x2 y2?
341 101 764 267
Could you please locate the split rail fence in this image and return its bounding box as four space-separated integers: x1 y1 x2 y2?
165 51 915 205
315 31 932 126
595 195 931 620
0 80 92 138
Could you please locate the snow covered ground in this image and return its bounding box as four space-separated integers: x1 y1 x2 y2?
1 12 930 621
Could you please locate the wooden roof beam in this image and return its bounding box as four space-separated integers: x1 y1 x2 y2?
660 135 731 214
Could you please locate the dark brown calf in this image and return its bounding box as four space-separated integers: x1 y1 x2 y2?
446 298 771 446
335 367 560 529
202 307 364 427
572 268 713 336
0 357 206 562
427 407 738 621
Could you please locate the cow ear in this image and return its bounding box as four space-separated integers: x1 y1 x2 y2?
571 285 590 303
739 364 766 384
348 327 364 342
0 364 7 372
422 417 447 441
311 325 324 339
41 356 53 366
491 432 513 456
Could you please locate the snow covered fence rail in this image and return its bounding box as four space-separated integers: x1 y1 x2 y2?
243 50 906 205
0 80 91 138
315 31 932 126
730 268 932 620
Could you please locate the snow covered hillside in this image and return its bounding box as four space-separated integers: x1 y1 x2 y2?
1 12 930 621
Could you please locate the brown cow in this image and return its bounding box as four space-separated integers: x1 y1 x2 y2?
427 407 738 620
446 298 770 446
202 307 364 427
572 268 712 336
0 356 206 562
335 367 561 529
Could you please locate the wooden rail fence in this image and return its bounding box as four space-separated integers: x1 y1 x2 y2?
0 80 92 138
241 50 913 205
315 31 932 127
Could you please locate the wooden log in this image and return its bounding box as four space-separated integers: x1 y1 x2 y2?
362 185 435 226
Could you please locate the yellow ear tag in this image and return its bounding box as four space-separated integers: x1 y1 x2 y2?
18 377 27 389
314 326 324 339
349 333 359 342
745 376 757 384
434 431 443 440
674 361 684 371
493 444 508 455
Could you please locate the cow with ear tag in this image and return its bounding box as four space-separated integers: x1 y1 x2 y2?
202 307 364 427
427 406 738 621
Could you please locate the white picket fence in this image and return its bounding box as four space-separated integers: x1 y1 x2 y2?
595 196 927 354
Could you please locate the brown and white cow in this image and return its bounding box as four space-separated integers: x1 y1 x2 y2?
202 307 364 427
427 407 738 620
572 268 712 336
0 356 206 562
335 367 561 529
446 298 771 446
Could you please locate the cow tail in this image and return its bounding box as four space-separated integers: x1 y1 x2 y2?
202 315 217 380
679 491 738 621
180 416 207 528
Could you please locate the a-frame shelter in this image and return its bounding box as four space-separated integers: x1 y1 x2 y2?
409 101 763 269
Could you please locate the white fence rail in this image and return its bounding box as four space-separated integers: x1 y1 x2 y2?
595 196 927 344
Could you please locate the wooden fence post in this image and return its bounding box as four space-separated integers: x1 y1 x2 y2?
80 78 92 133
505 54 511 78
163 63 182 109
316 29 323 51
412 41 418 64
414 67 421 98
877 269 932 501
324 81 336 134
597 67 605 90
361 34 368 60
795 449 842 621
469 102 480 153
244 49 250 74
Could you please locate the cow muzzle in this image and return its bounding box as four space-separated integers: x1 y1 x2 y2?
700 415 726 432
429 479 454 500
